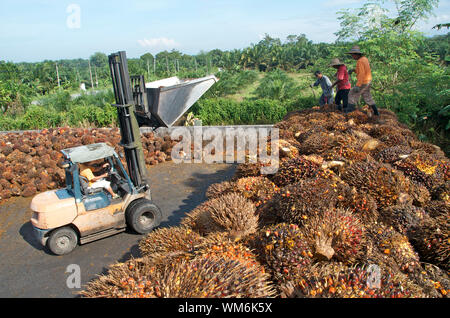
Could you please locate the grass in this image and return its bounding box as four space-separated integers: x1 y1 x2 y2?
227 70 319 102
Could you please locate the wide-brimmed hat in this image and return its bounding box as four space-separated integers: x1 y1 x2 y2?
329 58 344 67
346 45 363 55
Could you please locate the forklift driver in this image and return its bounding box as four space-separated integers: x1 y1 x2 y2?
79 161 119 199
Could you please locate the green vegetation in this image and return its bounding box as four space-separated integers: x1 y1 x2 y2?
0 0 448 153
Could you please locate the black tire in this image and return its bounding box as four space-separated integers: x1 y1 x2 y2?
126 199 162 234
47 227 78 255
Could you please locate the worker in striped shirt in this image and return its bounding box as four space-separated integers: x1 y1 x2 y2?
310 71 334 106
346 46 379 116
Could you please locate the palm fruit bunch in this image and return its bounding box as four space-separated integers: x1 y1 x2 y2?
374 145 413 163
393 152 449 191
206 177 279 206
379 204 428 235
248 223 313 284
138 226 203 258
258 175 352 227
345 110 370 125
367 225 421 275
82 256 276 298
341 160 414 208
430 181 450 203
278 139 301 159
233 162 270 179
191 233 264 272
301 209 365 263
340 191 379 224
181 193 258 240
280 262 423 298
205 180 235 199
408 215 449 271
330 120 350 133
323 134 370 163
270 156 321 187
412 263 450 298
409 140 447 160
297 132 339 156
294 126 327 144
233 177 279 207
424 200 449 218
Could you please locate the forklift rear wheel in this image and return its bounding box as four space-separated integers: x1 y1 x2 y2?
126 200 162 234
47 227 78 255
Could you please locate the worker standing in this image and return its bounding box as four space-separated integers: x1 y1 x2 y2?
329 58 351 112
346 46 379 115
310 71 334 106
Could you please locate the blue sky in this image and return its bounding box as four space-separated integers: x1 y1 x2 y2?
1 0 449 62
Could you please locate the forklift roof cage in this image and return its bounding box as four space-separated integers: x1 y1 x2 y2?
61 143 116 163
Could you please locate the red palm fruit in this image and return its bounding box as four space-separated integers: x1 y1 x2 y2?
248 223 313 284
270 156 321 187
301 209 365 263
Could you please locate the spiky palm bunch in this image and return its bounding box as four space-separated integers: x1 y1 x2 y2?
206 181 235 199
408 216 449 271
394 152 447 191
181 193 258 239
301 209 365 263
374 145 413 163
280 262 423 298
368 225 421 275
81 256 276 298
380 204 428 235
249 223 313 284
424 200 449 218
341 160 414 208
139 226 203 257
270 156 321 187
191 233 263 272
259 176 353 226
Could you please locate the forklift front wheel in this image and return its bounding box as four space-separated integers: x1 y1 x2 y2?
47 227 78 255
126 200 162 234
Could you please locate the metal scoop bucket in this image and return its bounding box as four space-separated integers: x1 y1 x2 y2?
143 75 218 127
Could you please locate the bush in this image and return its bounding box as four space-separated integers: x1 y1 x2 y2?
20 105 62 129
192 97 307 125
254 69 298 101
67 103 117 127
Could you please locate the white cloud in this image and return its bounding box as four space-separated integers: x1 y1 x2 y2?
137 37 179 49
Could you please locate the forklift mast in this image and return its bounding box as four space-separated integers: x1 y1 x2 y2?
108 51 150 192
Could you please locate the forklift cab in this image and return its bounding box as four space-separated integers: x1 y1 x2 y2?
60 143 134 209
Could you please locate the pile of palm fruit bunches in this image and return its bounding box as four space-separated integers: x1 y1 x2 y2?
81 105 449 298
0 127 177 201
